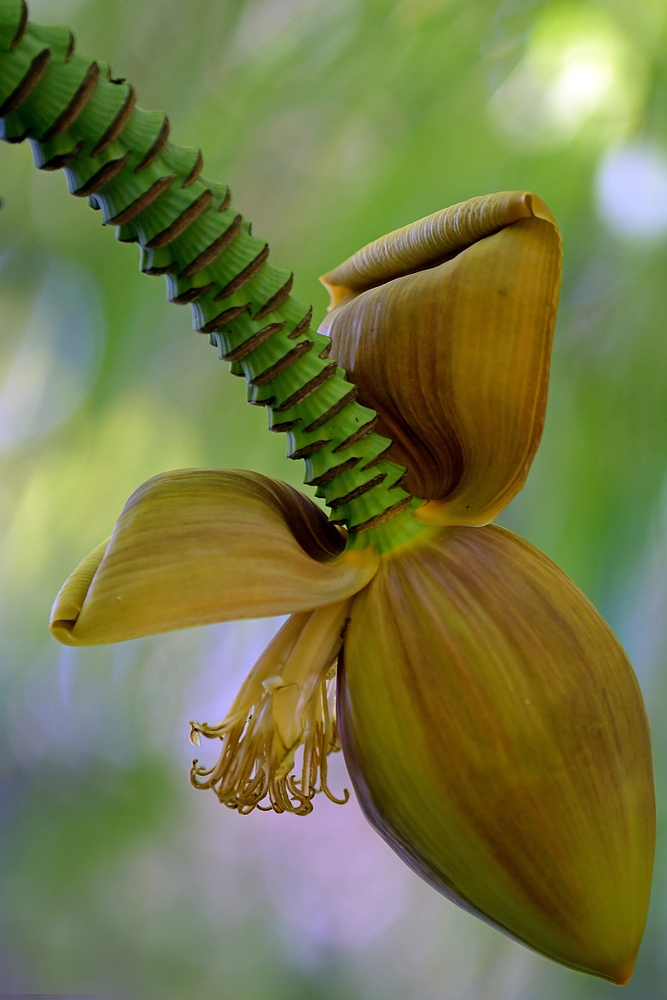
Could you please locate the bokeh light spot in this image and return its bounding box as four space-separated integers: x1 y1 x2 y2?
596 142 667 240
488 5 646 152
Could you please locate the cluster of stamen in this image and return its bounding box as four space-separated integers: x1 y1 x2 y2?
189 664 348 815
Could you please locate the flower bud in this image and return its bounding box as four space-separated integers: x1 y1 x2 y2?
338 524 654 983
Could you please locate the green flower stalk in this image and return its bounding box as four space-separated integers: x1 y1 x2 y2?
0 1 656 985
0 0 409 531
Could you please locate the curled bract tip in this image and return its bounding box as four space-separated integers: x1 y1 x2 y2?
321 191 555 304
319 191 562 522
49 468 378 645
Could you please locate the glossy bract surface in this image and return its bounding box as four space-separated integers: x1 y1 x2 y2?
43 186 654 984
50 469 377 644
339 524 654 983
320 192 562 523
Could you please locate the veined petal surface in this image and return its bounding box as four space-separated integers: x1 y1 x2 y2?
339 525 654 983
50 469 378 645
320 192 562 522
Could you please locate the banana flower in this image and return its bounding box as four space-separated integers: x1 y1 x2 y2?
49 193 654 985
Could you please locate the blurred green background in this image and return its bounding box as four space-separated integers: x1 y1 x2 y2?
1 0 667 996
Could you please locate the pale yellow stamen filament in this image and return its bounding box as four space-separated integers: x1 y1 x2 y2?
189 600 351 814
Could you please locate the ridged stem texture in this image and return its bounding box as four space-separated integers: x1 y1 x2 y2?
0 0 412 534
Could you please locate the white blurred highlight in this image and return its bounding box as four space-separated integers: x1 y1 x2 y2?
489 8 644 152
547 43 614 127
596 142 667 240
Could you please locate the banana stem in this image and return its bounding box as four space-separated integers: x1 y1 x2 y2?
0 0 412 536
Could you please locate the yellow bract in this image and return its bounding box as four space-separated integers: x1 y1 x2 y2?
320 191 562 523
49 469 378 645
339 524 654 984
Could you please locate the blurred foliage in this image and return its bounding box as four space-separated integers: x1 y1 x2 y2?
2 0 667 996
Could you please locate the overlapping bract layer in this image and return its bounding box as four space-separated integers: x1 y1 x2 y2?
338 524 654 984
320 192 562 523
44 184 654 984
